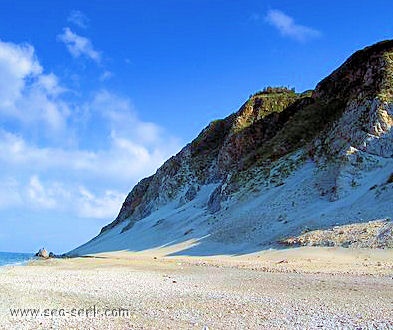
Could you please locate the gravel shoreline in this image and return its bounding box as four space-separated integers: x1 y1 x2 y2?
0 247 392 329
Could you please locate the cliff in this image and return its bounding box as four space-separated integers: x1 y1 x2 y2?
70 40 393 256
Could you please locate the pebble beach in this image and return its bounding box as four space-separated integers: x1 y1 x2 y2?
0 247 392 329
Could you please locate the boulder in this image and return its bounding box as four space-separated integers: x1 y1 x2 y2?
35 248 49 259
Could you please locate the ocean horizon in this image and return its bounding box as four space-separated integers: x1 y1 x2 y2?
0 252 35 267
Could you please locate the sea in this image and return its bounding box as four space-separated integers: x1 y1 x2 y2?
0 252 35 267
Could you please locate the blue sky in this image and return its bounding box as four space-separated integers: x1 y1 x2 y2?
0 0 391 253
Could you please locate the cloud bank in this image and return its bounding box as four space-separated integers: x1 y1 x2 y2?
0 39 180 222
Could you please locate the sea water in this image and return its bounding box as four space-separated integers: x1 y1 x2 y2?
0 252 35 267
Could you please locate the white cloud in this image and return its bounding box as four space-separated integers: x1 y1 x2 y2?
0 178 23 208
68 10 89 29
265 9 320 42
0 39 181 222
0 40 69 133
89 90 168 146
99 70 113 81
3 174 125 219
0 117 177 184
77 187 125 219
57 27 101 63
27 176 60 209
37 73 66 96
0 116 178 219
26 176 124 218
0 40 41 108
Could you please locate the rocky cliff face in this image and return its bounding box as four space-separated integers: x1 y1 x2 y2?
71 40 393 256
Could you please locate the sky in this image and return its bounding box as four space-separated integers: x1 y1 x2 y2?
0 0 392 253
